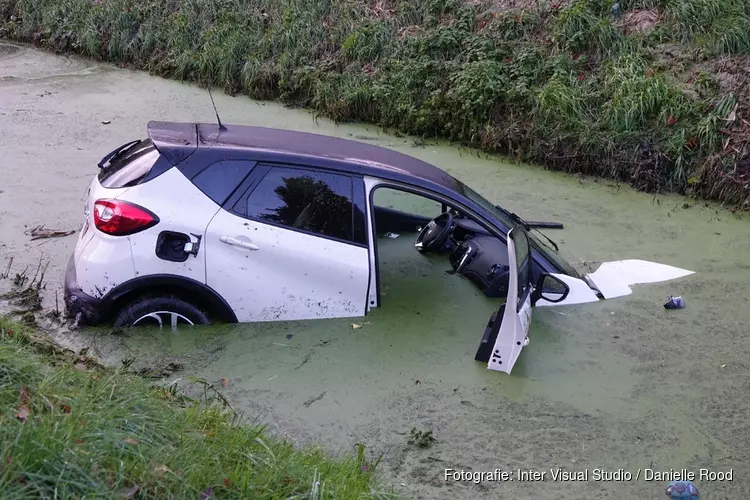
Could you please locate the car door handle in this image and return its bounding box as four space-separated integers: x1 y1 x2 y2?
220 235 260 250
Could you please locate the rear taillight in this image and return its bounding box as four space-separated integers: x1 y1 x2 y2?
93 199 159 236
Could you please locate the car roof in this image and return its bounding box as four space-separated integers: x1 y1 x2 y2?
147 121 463 192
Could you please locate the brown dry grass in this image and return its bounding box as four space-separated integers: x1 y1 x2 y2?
622 9 661 34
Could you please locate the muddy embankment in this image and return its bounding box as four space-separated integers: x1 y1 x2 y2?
1 0 750 205
2 43 750 499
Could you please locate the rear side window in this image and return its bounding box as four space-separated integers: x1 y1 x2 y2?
245 167 358 244
98 139 160 188
190 160 256 206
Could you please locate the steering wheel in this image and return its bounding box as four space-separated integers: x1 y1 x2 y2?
415 212 454 253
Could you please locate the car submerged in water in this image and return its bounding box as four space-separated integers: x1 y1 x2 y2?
64 121 694 374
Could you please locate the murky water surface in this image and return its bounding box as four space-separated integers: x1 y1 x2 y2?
1 43 749 499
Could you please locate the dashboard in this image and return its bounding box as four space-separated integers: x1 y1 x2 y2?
417 215 513 299
449 235 512 298
375 205 521 299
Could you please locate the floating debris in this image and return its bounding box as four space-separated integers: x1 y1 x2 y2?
303 391 326 407
664 295 685 310
408 427 436 448
0 257 12 279
13 272 28 287
665 480 698 499
272 342 297 348
294 352 312 370
5 287 42 311
133 361 184 379
24 224 75 241
2 256 48 314
20 312 36 326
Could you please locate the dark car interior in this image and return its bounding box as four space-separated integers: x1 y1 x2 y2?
373 205 513 299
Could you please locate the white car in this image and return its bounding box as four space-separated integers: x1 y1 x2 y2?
64 121 693 374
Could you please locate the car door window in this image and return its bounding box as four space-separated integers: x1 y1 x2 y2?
511 227 532 310
246 166 359 244
190 160 256 206
372 187 445 237
352 177 367 245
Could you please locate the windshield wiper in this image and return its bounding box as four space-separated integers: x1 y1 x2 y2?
494 205 561 252
523 220 564 230
97 140 142 170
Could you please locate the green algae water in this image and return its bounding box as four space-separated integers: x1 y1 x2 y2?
1 43 749 499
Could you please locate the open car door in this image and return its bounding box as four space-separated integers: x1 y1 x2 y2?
475 226 534 374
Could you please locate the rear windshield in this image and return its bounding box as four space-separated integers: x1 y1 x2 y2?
98 139 160 188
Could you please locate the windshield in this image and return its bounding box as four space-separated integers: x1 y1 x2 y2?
453 180 579 277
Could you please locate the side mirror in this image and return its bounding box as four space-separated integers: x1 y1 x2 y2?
531 273 570 306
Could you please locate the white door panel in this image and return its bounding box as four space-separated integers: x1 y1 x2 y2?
205 209 370 323
363 176 380 311
488 227 533 375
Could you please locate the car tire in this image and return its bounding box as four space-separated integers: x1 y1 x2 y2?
114 295 209 328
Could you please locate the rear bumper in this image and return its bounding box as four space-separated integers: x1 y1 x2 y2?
64 255 102 325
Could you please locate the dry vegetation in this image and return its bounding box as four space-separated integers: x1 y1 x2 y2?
1 0 749 205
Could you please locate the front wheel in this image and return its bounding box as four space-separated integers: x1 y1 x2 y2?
114 295 209 329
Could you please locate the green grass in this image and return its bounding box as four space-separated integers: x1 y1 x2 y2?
0 317 394 499
0 0 748 206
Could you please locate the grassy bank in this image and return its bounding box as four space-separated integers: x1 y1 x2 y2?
1 0 749 205
0 316 391 499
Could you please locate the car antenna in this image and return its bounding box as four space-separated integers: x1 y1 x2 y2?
207 84 227 132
